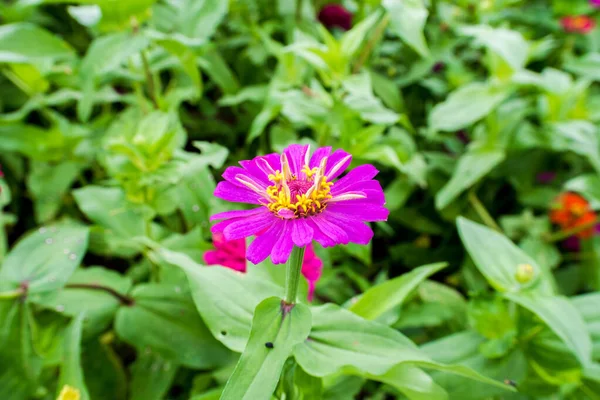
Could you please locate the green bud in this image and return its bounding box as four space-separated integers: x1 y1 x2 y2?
515 263 535 284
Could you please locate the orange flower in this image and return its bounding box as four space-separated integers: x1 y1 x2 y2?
561 15 596 34
549 192 596 238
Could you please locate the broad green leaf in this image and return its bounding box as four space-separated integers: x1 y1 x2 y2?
551 121 600 174
429 83 509 132
565 174 600 209
176 0 228 40
459 25 529 71
159 248 282 352
81 338 127 400
349 262 447 320
156 38 202 97
565 53 600 81
0 224 89 293
129 350 178 400
436 149 505 209
0 23 73 63
73 186 148 257
58 314 90 400
339 10 382 59
422 331 526 400
27 161 81 223
197 47 239 94
457 217 553 294
293 304 512 393
504 292 592 366
115 283 233 369
572 293 600 359
32 267 132 338
383 0 429 57
0 301 42 400
247 104 280 143
221 297 312 400
374 365 448 400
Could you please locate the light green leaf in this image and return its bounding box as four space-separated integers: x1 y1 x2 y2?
129 350 178 400
551 121 600 174
58 314 90 400
504 292 592 366
221 297 312 400
0 23 73 63
349 262 447 320
0 224 89 293
158 248 282 352
340 10 382 59
294 304 511 393
0 302 42 400
429 83 509 132
572 293 600 359
565 53 600 81
73 186 148 256
383 0 429 57
457 217 553 294
374 365 448 400
177 0 228 40
459 25 529 70
115 283 233 369
32 267 132 338
156 38 202 97
247 105 280 143
436 149 505 209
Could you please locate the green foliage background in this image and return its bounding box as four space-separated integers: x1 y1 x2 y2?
1 0 600 399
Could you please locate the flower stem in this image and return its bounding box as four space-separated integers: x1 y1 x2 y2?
468 191 502 232
284 246 306 304
140 51 159 109
0 287 24 300
65 283 135 306
544 217 600 243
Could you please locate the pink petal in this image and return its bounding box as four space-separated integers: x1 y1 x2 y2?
283 144 310 175
325 149 352 180
327 203 389 222
271 220 294 264
223 210 278 240
210 208 266 221
309 147 332 169
308 214 349 246
331 165 379 194
325 211 374 244
247 221 284 264
291 219 314 247
214 181 263 204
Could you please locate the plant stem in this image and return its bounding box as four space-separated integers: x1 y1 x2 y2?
0 287 24 300
284 246 306 304
140 51 159 109
468 191 502 232
66 283 135 306
295 0 303 24
352 14 390 74
544 217 600 243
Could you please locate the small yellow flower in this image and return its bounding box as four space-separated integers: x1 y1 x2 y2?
57 385 80 400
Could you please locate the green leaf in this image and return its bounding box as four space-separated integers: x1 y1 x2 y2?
0 224 89 293
27 161 81 223
115 283 233 369
565 53 600 81
339 11 382 59
73 186 148 257
572 293 600 359
129 350 178 400
459 25 529 71
176 0 228 40
504 292 592 366
374 365 448 400
457 217 553 294
349 262 447 320
32 267 132 338
293 304 511 394
159 248 282 352
247 104 280 143
156 38 202 97
429 83 509 132
383 0 429 57
551 121 600 174
0 23 73 63
436 149 505 209
0 301 42 400
58 314 90 400
81 338 127 400
221 297 311 400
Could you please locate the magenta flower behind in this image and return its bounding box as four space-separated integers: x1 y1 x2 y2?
203 233 323 300
210 144 388 265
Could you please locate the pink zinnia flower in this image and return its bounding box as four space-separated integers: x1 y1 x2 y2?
591 0 600 8
561 15 596 34
203 233 323 300
211 144 388 264
317 4 353 31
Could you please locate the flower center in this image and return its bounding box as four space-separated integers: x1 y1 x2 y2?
265 160 333 218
